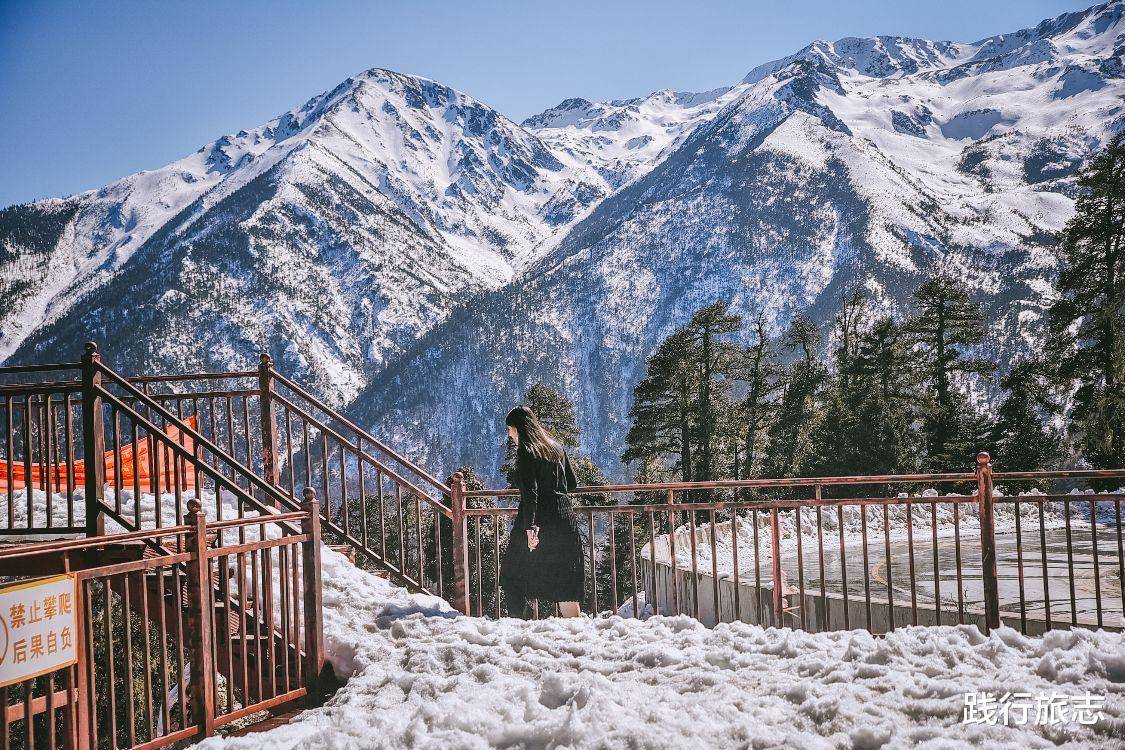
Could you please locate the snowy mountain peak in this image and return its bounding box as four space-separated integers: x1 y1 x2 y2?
0 66 610 394
524 85 745 189
740 1 1123 87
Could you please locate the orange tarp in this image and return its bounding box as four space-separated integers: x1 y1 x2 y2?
1 416 197 494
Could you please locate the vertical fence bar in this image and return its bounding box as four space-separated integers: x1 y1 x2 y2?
815 486 827 631
185 498 216 738
770 506 783 625
23 396 32 529
976 452 1000 632
450 473 470 615
5 397 13 529
259 356 280 501
80 343 105 537
73 579 93 750
302 488 325 702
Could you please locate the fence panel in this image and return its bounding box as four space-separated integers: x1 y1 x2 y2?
458 463 1125 635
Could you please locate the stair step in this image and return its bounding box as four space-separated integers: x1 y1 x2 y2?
228 707 304 736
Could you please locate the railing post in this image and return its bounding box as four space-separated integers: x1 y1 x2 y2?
976 451 1000 632
258 353 280 500
301 487 325 702
80 342 105 537
185 498 216 738
73 580 92 750
770 506 784 626
450 472 470 615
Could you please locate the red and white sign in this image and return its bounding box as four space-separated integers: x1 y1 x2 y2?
0 574 78 688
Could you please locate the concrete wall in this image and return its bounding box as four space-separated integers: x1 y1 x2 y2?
639 525 1113 635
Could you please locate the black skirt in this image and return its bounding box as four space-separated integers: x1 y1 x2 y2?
500 495 586 603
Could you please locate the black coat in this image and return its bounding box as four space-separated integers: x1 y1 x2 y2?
499 449 586 603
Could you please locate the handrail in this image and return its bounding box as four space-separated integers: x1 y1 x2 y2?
0 362 81 375
0 368 255 390
464 472 982 498
270 367 451 494
0 524 192 559
93 384 302 538
125 370 257 384
0 380 84 394
95 362 300 513
992 469 1125 482
269 389 451 515
207 510 307 530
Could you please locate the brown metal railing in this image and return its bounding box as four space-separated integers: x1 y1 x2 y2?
0 496 324 749
452 459 1125 635
265 363 453 598
0 363 86 536
5 348 1123 677
0 344 457 606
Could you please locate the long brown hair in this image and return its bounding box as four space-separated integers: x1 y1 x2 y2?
506 406 563 462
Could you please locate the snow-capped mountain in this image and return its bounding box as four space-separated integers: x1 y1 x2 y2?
524 86 747 190
348 1 1125 478
3 2 1123 476
1 70 606 401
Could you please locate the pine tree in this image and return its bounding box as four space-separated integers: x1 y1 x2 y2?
766 315 829 477
834 288 868 394
992 361 1063 474
848 317 923 474
735 313 783 480
685 302 743 482
1047 133 1125 469
906 275 996 470
807 290 870 477
623 330 698 481
525 382 580 447
623 303 744 490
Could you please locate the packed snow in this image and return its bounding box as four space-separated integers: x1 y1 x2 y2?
197 547 1125 748
0 487 279 541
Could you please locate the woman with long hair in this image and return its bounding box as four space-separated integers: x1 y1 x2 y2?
499 405 584 618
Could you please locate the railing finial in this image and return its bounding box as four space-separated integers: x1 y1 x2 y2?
976 451 991 466
84 341 98 356
303 486 316 504
187 497 202 515
260 352 272 366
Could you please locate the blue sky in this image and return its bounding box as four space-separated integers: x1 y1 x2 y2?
0 0 1085 207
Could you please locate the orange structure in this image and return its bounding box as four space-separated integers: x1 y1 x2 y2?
0 416 197 494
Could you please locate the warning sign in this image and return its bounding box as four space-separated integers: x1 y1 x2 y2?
0 574 78 688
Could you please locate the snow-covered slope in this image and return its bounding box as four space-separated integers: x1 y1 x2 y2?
1 70 606 401
200 549 1125 749
524 86 747 190
350 2 1125 478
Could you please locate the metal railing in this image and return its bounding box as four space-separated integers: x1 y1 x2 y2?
452 460 1125 635
0 497 324 748
0 343 456 600
4 346 1122 649
266 364 453 598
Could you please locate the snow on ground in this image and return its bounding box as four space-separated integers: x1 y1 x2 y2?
0 487 274 539
200 547 1125 749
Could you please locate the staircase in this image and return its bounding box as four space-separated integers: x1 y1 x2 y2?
0 344 430 746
